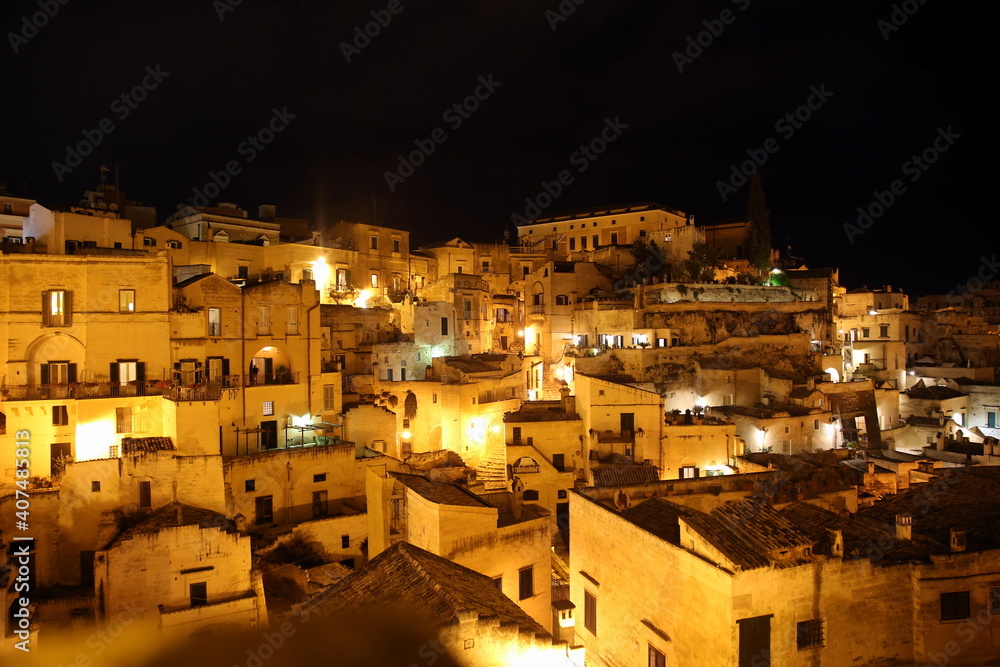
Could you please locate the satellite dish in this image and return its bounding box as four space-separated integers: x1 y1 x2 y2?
613 489 631 511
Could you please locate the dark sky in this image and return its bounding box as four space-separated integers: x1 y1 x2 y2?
0 0 992 296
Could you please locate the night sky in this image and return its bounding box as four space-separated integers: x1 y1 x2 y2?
0 0 991 296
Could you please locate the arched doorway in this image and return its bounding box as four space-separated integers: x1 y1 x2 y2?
248 346 293 385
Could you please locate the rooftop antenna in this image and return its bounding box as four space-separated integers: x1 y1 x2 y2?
100 164 109 191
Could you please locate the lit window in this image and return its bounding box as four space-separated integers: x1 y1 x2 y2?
42 289 71 327
119 289 135 313
208 307 222 336
262 401 274 416
796 619 824 649
115 407 133 434
371 273 379 288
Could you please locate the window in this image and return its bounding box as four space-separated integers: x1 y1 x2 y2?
255 495 274 524
610 232 618 244
190 582 208 608
392 238 400 253
432 393 438 404
42 289 72 327
208 307 222 336
3 203 12 214
796 618 824 649
312 490 329 517
138 481 151 509
552 453 565 472
258 306 271 335
555 295 569 306
262 401 274 416
386 369 393 381
592 234 599 247
119 289 135 313
314 473 326 483
680 466 698 479
245 479 256 492
370 235 379 250
0 410 5 435
238 265 249 279
52 405 69 426
341 534 350 549
336 268 350 291
91 481 101 492
558 489 567 499
481 260 490 273
940 591 971 621
287 307 299 335
862 327 870 338
492 576 503 590
116 407 133 434
323 385 337 411
784 426 790 434
989 587 1000 614
814 419 820 430
166 240 182 249
584 590 597 634
648 645 666 667
518 566 534 600
111 360 144 386
569 237 576 251
880 325 889 338
581 236 587 250
523 490 539 501
371 273 379 288
143 237 157 247
441 317 449 336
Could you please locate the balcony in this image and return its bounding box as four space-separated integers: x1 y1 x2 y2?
0 379 236 403
243 371 300 387
592 429 637 444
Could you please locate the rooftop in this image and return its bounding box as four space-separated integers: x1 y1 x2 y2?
391 472 491 509
311 542 549 636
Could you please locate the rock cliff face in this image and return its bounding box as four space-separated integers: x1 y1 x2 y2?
642 308 828 346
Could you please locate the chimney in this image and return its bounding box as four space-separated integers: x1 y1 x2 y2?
935 432 946 451
560 385 575 414
949 529 967 553
827 529 844 558
551 600 577 646
895 514 913 540
509 479 524 520
866 461 875 475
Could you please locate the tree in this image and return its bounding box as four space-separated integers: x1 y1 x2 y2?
745 173 773 274
684 242 719 283
404 391 418 421
628 237 672 284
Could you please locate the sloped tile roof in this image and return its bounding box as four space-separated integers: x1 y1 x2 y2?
390 472 491 508
104 501 232 549
592 463 660 487
121 436 175 454
312 542 549 636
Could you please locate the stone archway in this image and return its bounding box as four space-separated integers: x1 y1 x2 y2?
25 333 86 384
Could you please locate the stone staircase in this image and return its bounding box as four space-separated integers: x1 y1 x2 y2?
477 443 509 491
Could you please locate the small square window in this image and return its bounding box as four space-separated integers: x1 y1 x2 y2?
245 479 256 492
314 473 326 483
941 591 971 621
91 481 101 492
796 618 824 649
341 534 350 549
262 401 274 416
558 490 568 499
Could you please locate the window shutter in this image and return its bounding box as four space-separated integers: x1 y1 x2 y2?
41 292 49 326
68 363 78 384
64 291 73 326
136 362 146 382
40 363 50 385
109 363 120 384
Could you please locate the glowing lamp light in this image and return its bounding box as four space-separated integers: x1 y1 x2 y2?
401 430 412 440
695 397 708 408
75 420 117 461
353 289 373 308
310 259 331 290
518 330 525 337
490 425 501 434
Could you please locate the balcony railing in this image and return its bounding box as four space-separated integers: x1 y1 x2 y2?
594 430 636 444
243 371 300 387
0 379 235 402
